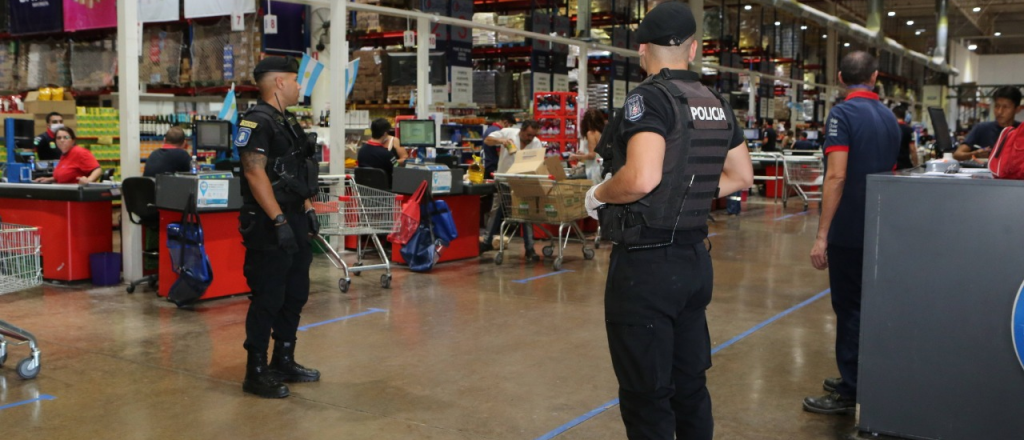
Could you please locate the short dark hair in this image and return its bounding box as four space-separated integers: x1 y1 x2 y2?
165 126 186 146
55 126 76 141
839 51 878 86
580 109 607 134
892 106 907 119
519 120 542 131
500 114 517 126
370 118 392 139
46 112 62 124
993 86 1023 108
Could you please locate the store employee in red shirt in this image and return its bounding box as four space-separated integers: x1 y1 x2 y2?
33 127 101 184
805 51 899 415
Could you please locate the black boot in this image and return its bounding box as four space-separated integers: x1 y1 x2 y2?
270 340 321 383
242 350 289 398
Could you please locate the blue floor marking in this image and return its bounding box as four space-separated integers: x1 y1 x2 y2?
512 270 574 284
297 308 388 331
774 211 811 221
533 288 831 439
0 394 56 411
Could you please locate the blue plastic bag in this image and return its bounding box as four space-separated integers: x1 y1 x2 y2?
424 200 458 246
165 194 213 307
400 225 438 273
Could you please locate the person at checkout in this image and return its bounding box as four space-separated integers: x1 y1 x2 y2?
357 118 408 184
33 112 64 161
481 114 517 179
143 127 192 177
953 86 1022 162
32 127 101 184
479 120 544 261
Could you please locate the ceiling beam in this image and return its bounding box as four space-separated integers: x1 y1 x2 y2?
950 0 994 35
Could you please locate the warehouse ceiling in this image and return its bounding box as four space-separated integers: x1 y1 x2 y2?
802 0 1024 55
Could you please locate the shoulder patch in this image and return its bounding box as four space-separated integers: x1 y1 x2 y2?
239 120 259 129
33 136 41 146
625 94 645 122
235 127 253 147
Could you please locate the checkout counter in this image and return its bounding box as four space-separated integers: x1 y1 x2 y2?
0 182 118 282
858 171 1024 439
155 173 248 301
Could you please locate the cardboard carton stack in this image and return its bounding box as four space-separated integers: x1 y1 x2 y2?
387 85 416 103
350 49 389 102
25 92 76 134
502 149 592 223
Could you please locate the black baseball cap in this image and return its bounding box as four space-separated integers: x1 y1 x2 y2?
635 2 697 46
253 56 299 80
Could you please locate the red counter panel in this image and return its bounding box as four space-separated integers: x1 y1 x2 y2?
392 194 480 264
158 209 250 301
0 198 112 282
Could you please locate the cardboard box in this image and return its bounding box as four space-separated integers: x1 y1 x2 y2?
24 92 77 118
504 149 567 179
501 150 590 222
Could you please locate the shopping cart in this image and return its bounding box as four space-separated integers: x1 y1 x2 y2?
494 174 595 271
782 155 824 210
0 222 43 380
313 175 402 293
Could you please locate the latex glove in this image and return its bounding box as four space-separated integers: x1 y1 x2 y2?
275 216 299 254
585 181 607 220
306 208 320 237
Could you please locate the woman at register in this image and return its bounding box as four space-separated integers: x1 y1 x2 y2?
32 127 101 184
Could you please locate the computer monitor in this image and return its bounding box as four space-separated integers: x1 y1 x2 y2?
804 130 819 140
398 119 436 147
194 120 233 150
927 107 953 155
743 129 760 141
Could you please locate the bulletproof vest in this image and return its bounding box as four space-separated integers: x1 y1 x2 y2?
602 71 733 244
242 105 319 204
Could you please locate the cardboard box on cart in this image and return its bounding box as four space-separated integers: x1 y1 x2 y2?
502 149 591 223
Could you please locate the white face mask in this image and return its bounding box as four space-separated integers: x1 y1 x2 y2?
50 123 63 132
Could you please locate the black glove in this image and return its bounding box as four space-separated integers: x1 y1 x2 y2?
306 208 320 237
274 215 299 254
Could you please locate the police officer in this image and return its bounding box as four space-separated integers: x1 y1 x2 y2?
806 51 899 415
235 56 321 398
584 3 753 438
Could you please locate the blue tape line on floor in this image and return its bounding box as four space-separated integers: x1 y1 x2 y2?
774 211 811 221
297 308 388 331
533 288 831 439
0 394 56 411
512 270 574 284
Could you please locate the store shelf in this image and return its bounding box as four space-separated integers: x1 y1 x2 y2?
352 102 417 110
570 12 630 28
144 85 259 96
347 30 407 44
473 0 560 13
472 44 532 58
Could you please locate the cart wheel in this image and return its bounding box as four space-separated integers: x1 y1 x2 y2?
126 284 136 294
494 252 504 266
594 240 601 249
16 357 39 380
542 246 554 257
803 203 809 212
381 274 392 289
552 258 563 271
353 262 363 276
148 278 158 289
583 248 595 260
339 278 351 293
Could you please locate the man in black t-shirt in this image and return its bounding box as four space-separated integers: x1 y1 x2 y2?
953 86 1022 161
357 118 399 186
761 119 778 152
143 127 192 177
891 106 918 169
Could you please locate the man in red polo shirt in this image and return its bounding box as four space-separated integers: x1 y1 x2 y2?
806 51 900 415
143 127 192 177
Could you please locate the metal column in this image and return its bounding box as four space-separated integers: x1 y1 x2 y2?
692 0 704 74
117 0 142 282
934 0 949 65
825 2 839 116
416 17 430 119
329 1 348 176
866 0 883 35
576 0 591 38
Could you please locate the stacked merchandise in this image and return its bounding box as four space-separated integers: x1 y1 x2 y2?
473 71 514 108
350 49 389 102
354 0 410 32
70 40 116 90
75 107 119 137
387 85 416 103
472 13 527 45
0 42 17 92
19 41 70 89
587 83 610 110
568 0 631 15
472 13 497 46
191 16 260 85
139 28 184 86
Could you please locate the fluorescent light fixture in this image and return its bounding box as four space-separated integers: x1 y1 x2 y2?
907 20 914 25
844 42 851 47
822 34 828 39
744 5 752 10
995 32 1002 36
973 6 981 12
915 31 922 36
800 25 808 30
775 21 781 26
968 44 978 50
888 11 896 17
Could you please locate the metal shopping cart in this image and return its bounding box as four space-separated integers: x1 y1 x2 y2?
494 174 595 271
313 175 402 293
0 222 43 380
782 155 824 210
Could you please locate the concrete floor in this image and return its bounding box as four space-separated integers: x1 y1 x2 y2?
0 202 867 439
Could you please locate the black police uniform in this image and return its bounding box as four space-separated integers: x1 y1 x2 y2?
34 131 61 161
236 100 316 355
600 68 745 439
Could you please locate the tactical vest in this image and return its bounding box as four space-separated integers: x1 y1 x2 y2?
242 105 319 204
600 70 734 247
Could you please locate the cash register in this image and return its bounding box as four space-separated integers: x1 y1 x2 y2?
3 119 45 183
391 119 465 195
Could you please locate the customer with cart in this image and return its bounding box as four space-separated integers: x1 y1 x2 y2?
479 120 543 262
806 51 900 415
583 3 753 438
234 56 321 399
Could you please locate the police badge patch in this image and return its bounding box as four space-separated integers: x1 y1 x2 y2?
235 127 252 147
625 94 645 122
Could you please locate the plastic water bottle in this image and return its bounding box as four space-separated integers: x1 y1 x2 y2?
190 155 198 174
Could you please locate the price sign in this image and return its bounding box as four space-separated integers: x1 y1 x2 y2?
231 12 244 31
263 14 278 35
403 30 415 47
